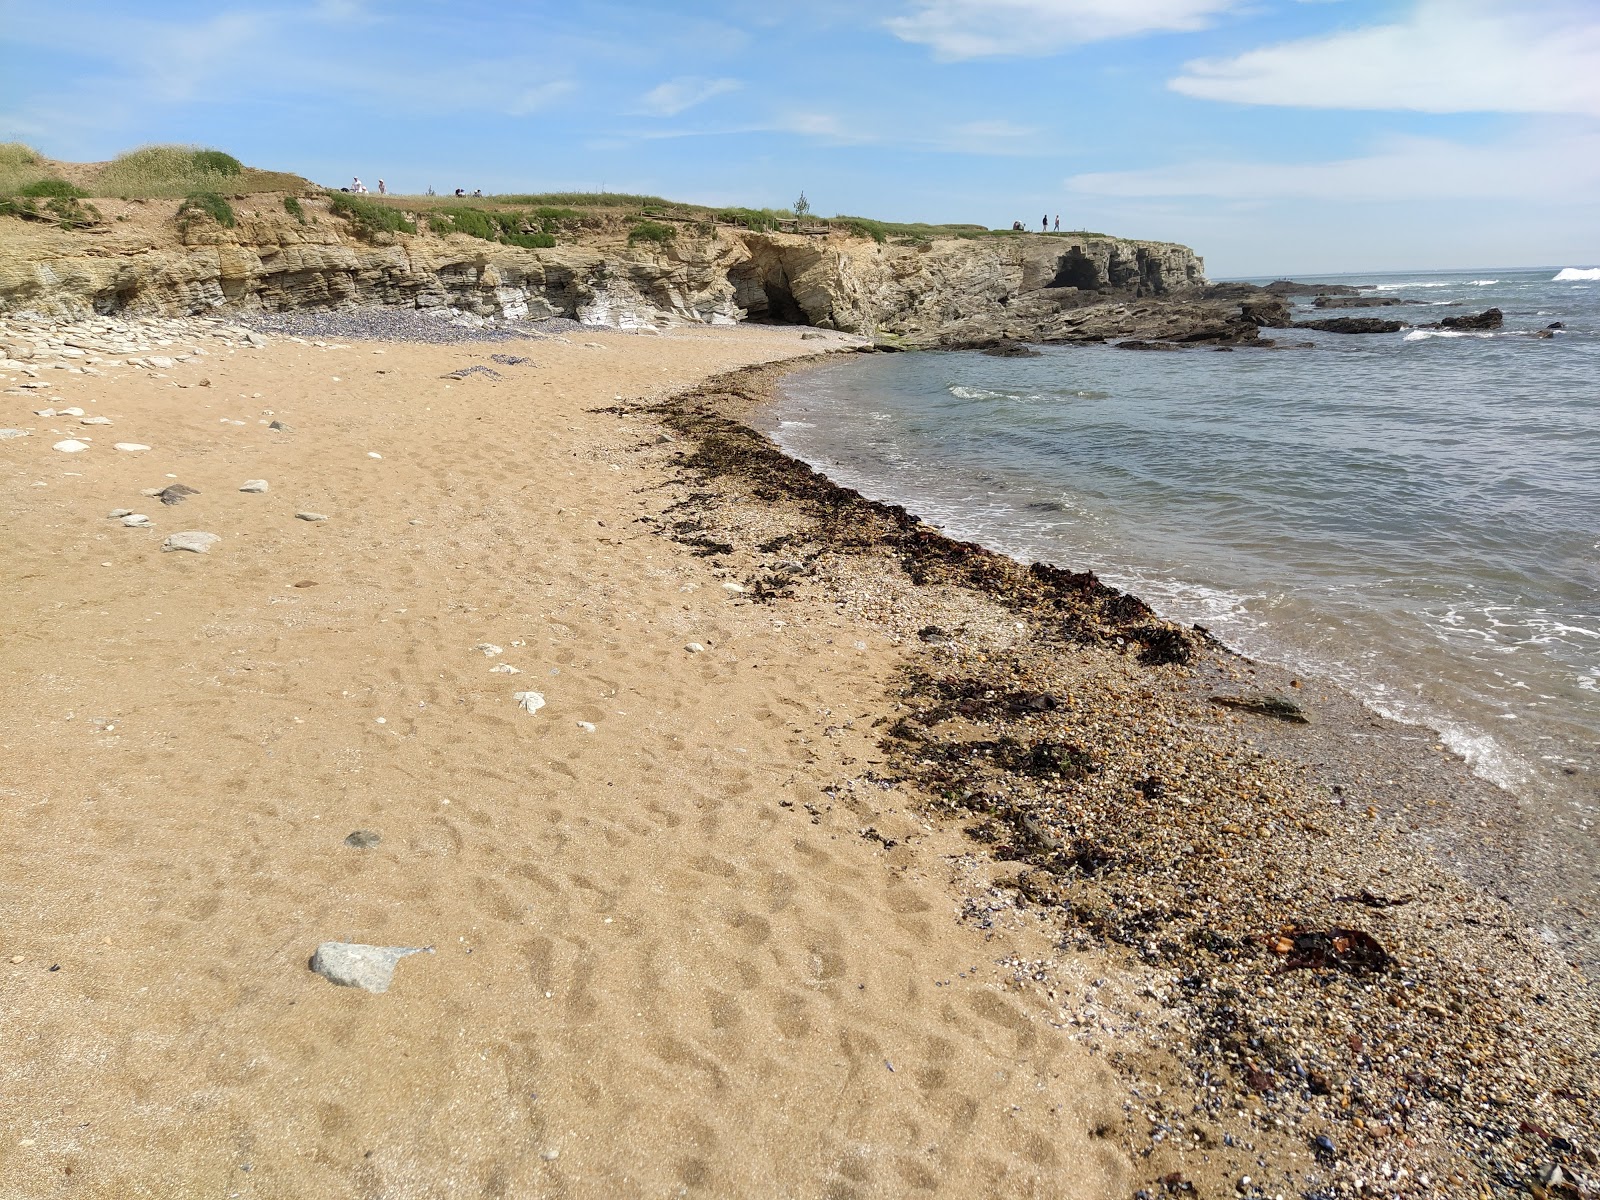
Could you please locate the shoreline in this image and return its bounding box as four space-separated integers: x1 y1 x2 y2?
2 313 1596 1198
636 352 1600 1198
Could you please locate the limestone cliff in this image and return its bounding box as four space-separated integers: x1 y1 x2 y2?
0 194 1245 344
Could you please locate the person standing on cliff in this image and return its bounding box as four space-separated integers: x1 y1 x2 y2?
377 179 386 195
1042 214 1048 231
1054 215 1060 231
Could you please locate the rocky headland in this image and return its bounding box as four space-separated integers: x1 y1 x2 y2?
0 191 1310 348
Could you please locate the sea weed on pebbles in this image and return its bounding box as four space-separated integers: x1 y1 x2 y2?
622 358 1600 1200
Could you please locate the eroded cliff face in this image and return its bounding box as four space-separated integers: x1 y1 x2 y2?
0 197 1216 343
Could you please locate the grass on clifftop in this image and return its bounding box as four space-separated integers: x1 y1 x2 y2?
95 145 308 198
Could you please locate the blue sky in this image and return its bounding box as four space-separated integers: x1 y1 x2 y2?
3 0 1597 276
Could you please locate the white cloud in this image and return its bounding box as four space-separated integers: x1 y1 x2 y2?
1171 0 1600 116
886 0 1243 59
635 76 742 117
1066 127 1600 202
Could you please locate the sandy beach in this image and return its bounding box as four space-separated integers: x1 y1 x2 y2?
1 322 1136 1199
4 316 1598 1199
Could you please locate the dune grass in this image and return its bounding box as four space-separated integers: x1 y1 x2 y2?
95 145 305 198
328 192 416 240
0 142 53 196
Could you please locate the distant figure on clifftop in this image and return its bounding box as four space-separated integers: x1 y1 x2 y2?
454 188 465 197
377 179 386 195
472 188 483 197
1011 219 1023 231
1041 214 1048 231
352 177 367 194
1054 215 1060 231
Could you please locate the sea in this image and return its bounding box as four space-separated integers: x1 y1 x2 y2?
767 266 1599 939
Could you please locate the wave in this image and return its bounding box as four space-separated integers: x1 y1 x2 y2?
1403 329 1497 341
1554 267 1600 281
1373 281 1452 290
949 385 1012 401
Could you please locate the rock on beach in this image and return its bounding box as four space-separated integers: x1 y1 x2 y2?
161 531 220 554
308 942 431 993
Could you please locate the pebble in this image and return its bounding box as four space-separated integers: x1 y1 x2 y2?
161 531 220 554
239 480 269 493
0 428 28 439
58 407 84 417
113 443 151 452
343 830 382 849
121 514 153 528
475 643 503 657
489 663 521 674
576 721 596 733
513 691 546 714
308 942 431 993
52 439 89 453
145 356 174 369
685 642 706 653
367 452 382 459
296 512 328 522
109 508 133 518
79 415 112 425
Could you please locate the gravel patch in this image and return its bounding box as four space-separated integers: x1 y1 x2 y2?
237 308 589 345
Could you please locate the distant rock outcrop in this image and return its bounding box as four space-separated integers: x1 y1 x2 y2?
1433 308 1503 331
1294 317 1404 334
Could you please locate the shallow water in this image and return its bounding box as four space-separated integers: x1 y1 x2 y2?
769 267 1600 927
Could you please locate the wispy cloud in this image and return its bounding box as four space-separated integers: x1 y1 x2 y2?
1067 127 1600 202
1171 0 1600 116
634 76 742 117
886 0 1244 59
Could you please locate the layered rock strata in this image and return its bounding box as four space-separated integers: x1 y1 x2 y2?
0 197 1294 345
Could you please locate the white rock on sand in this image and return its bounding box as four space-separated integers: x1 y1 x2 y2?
0 429 29 439
114 443 151 452
161 531 220 553
121 514 153 528
309 942 432 994
513 691 546 714
52 439 89 453
295 512 328 522
239 480 269 493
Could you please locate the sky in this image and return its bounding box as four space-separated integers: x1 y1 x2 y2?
3 0 1598 276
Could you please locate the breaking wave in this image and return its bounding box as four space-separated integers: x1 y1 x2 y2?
1553 267 1600 281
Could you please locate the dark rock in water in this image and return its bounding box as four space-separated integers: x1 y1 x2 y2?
1294 317 1403 334
1547 321 1565 330
1115 340 1184 351
1534 329 1555 339
1238 295 1294 328
1437 307 1503 331
1312 296 1402 308
1210 693 1310 723
1264 280 1360 297
157 484 199 506
978 340 1042 358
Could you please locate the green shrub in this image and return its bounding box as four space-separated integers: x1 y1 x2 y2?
328 191 415 239
501 230 555 249
19 177 88 200
627 219 676 247
177 190 236 229
531 206 581 222
715 207 781 232
191 149 243 176
835 217 888 244
283 195 307 223
426 205 555 249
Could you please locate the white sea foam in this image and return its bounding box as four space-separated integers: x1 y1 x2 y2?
948 385 1007 401
1403 329 1496 341
1553 267 1600 281
1373 281 1452 290
1468 280 1500 286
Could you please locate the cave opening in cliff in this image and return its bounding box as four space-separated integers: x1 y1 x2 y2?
1051 248 1102 292
727 260 810 325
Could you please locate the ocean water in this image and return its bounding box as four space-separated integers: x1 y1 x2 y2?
768 267 1599 921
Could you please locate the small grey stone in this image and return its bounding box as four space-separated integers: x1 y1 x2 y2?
239 479 269 493
162 531 220 553
122 514 153 528
0 428 29 439
145 355 175 369
109 508 133 518
309 942 431 993
296 511 328 522
344 830 382 849
684 642 706 653
268 420 291 432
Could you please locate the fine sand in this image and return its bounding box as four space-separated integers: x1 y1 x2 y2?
1 326 1135 1198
